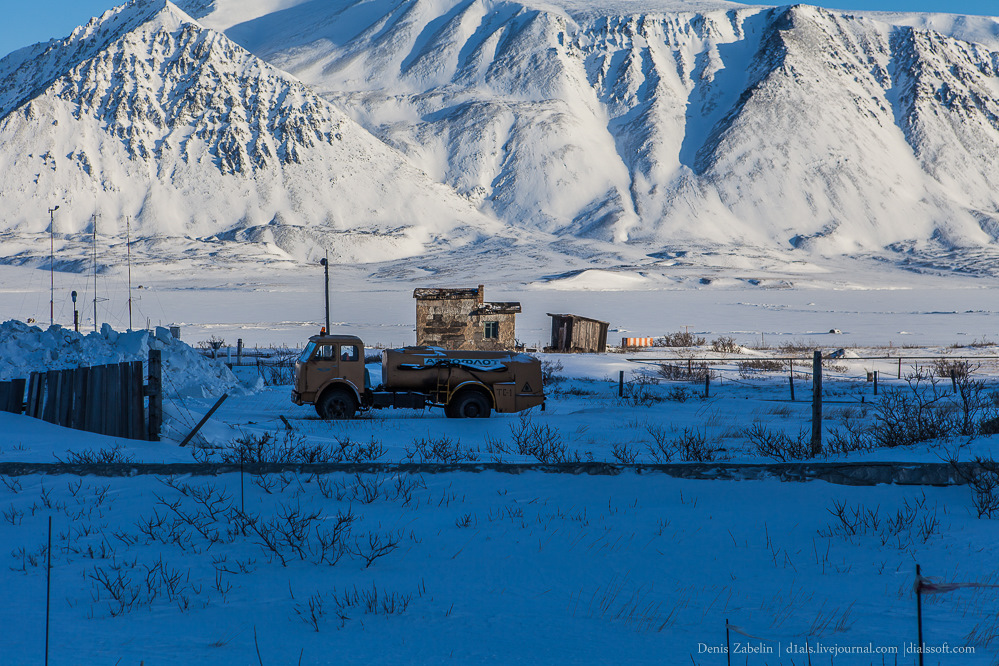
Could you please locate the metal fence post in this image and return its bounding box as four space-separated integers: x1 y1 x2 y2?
811 350 822 456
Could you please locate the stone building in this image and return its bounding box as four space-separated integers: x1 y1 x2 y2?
413 285 521 350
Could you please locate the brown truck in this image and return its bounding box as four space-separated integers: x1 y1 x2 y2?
292 334 545 419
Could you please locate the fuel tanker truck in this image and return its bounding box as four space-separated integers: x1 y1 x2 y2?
292 334 545 419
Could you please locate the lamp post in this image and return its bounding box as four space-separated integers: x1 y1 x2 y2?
319 252 330 334
48 205 59 326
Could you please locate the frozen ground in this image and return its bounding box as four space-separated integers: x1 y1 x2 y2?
2 467 996 664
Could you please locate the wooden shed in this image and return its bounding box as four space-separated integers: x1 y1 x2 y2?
547 314 609 353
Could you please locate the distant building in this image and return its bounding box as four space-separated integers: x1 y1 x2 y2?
547 313 609 353
413 285 521 350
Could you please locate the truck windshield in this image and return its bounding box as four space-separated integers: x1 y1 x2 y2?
298 342 316 363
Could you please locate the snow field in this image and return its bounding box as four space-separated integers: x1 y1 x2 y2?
1 469 997 664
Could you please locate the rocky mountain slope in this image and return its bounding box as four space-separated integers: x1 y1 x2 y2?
192 0 999 268
0 0 503 267
3 0 999 278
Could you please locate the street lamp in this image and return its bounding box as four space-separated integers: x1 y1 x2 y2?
319 252 330 335
48 205 59 327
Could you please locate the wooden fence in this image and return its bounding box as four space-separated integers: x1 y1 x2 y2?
0 350 162 441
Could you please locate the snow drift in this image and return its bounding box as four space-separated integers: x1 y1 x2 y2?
0 319 237 398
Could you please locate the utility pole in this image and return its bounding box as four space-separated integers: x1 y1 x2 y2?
320 252 330 334
48 206 59 326
126 216 133 330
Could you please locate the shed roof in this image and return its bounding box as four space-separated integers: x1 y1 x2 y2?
547 313 609 326
413 288 479 300
473 302 522 315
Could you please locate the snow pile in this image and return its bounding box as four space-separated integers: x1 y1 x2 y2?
0 319 238 398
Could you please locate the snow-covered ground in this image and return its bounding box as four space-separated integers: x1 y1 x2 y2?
2 290 999 663
4 271 997 662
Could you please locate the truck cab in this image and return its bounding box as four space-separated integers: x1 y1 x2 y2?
292 334 367 419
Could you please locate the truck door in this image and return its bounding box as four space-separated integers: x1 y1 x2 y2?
306 343 338 394
337 343 365 392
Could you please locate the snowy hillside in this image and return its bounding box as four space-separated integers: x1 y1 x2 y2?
3 0 999 275
187 0 999 265
0 0 503 267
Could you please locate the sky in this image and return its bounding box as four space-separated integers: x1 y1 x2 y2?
0 0 997 59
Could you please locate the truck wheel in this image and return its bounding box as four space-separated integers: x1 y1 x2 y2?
316 388 356 420
451 391 491 418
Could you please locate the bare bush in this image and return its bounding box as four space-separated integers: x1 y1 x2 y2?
611 442 639 463
404 436 478 463
871 376 956 447
745 424 809 461
654 331 706 347
737 359 786 377
352 531 402 568
932 358 977 381
656 363 710 382
818 495 939 548
209 432 384 464
540 358 565 385
645 425 717 462
952 457 999 519
711 336 740 353
198 335 226 359
56 443 135 464
509 413 572 463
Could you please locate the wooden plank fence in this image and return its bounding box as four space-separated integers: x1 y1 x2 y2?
0 350 162 441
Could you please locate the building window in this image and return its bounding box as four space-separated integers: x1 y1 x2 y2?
484 321 499 339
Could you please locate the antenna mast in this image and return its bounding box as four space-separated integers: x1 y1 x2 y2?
92 212 98 332
48 206 59 326
126 215 133 330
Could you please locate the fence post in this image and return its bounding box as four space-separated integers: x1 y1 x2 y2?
237 338 243 365
898 356 902 379
916 564 924 666
789 361 795 401
42 370 59 424
873 370 878 396
950 369 957 393
58 369 74 428
104 363 121 437
27 372 43 418
131 361 145 440
704 372 710 398
618 370 624 397
147 349 162 442
71 368 87 430
10 378 26 414
811 350 822 456
85 366 102 433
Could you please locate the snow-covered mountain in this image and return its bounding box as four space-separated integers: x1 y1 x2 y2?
0 0 503 267
3 0 999 277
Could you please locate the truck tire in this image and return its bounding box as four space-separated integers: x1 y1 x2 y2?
316 388 357 420
450 390 491 419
